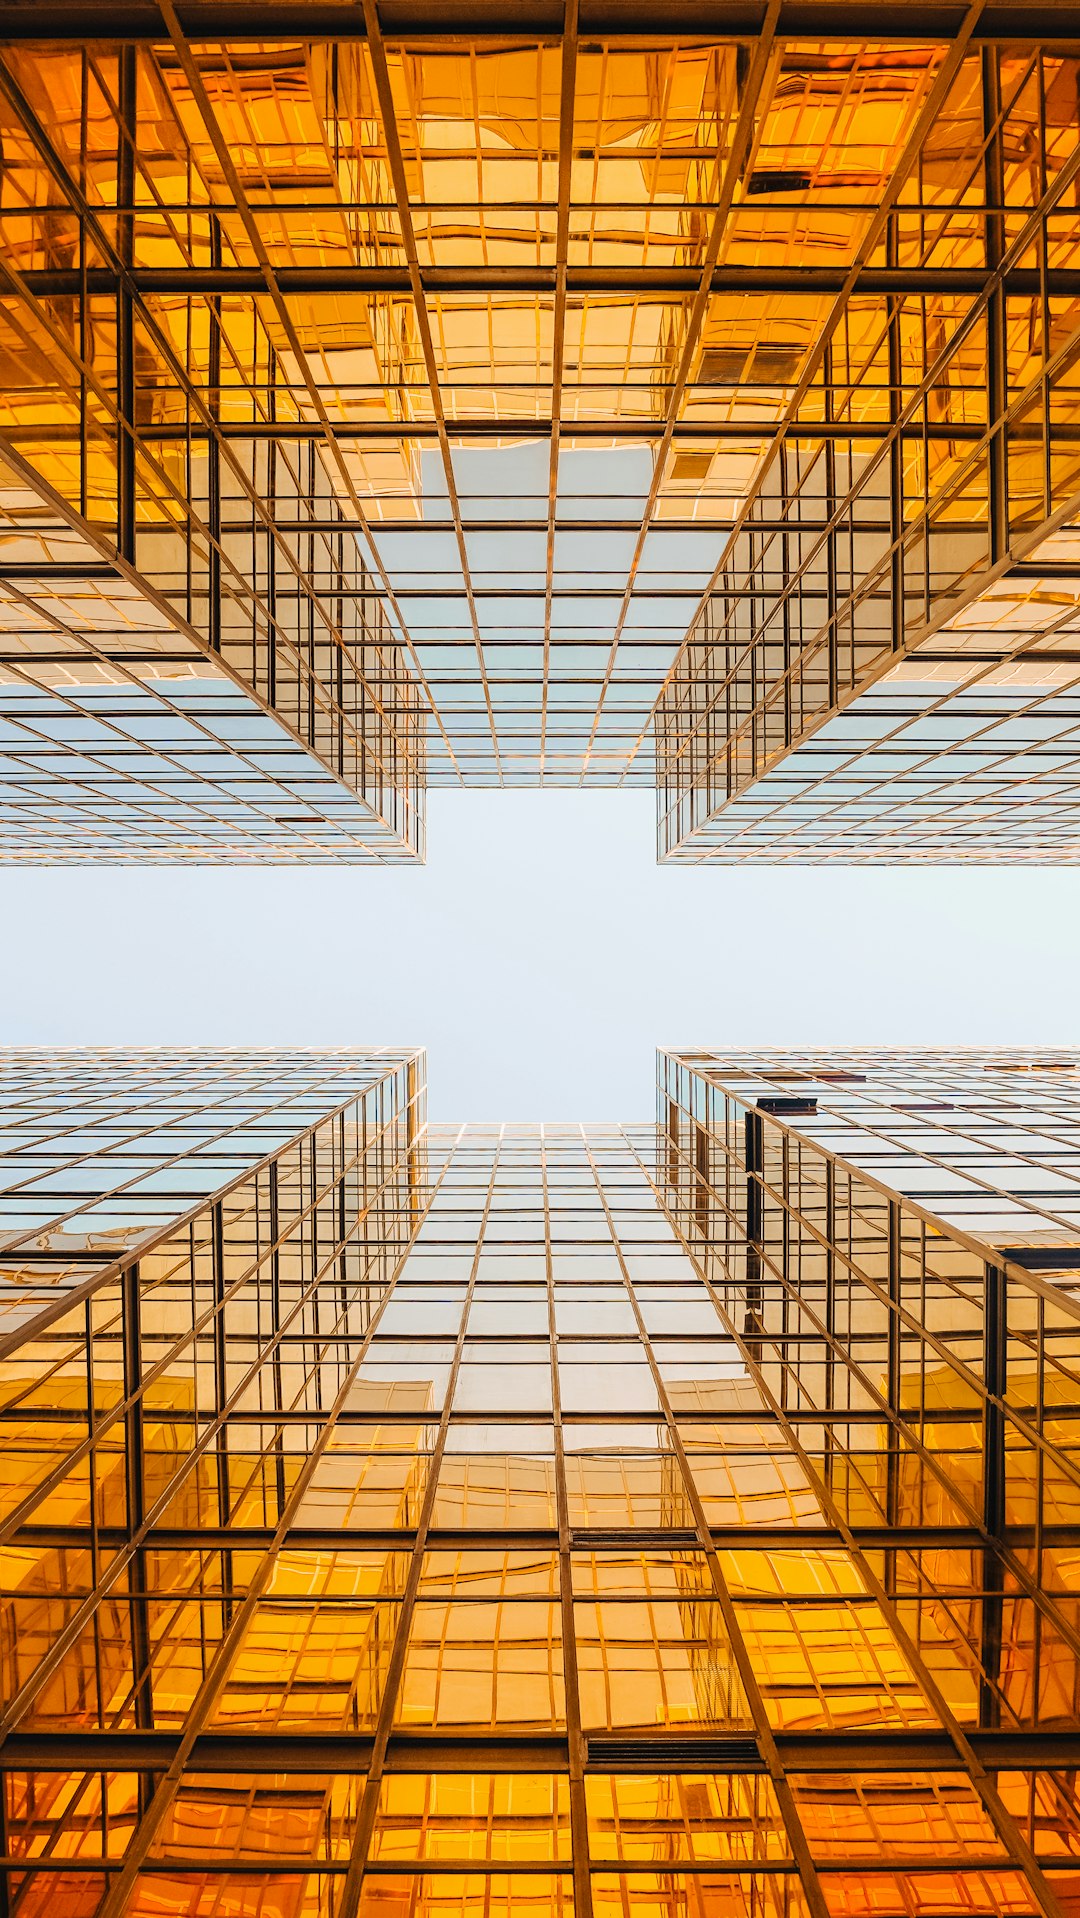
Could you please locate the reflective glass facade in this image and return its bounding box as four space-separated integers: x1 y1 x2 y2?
4 6 1080 852
3 1049 1080 1914
654 35 1080 859
661 1047 1080 1915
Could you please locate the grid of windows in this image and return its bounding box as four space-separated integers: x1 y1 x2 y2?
662 1047 1080 1915
5 1057 1080 1914
0 1049 427 1913
7 8 1080 836
643 40 1080 858
658 662 1080 863
0 426 424 860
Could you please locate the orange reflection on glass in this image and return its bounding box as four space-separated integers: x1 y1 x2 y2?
396 1599 565 1730
357 1873 574 1918
150 1773 363 1863
369 1774 571 1863
586 1772 790 1864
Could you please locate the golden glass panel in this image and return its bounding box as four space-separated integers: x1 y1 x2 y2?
430 1455 558 1528
210 1599 400 1732
4 1769 140 1863
788 1772 1004 1860
575 1597 750 1732
564 1453 691 1529
590 1873 809 1918
357 1875 574 1918
294 1452 431 1529
369 1774 571 1864
396 1599 565 1730
150 1773 364 1863
126 1874 336 1918
586 1773 790 1864
418 1553 561 1599
814 1870 1038 1917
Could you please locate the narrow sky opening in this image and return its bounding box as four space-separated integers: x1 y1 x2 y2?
2 792 1080 1121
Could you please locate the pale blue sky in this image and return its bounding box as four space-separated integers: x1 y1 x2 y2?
2 790 1079 1120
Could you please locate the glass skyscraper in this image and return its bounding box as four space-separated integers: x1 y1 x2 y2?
0 1047 1077 1916
3 8 1079 856
2 6 1080 1916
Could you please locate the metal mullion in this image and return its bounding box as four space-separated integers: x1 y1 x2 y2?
336 1129 504 1918
1038 62 1053 522
0 618 347 851
201 514 893 537
23 1521 568 1549
581 1129 830 1918
541 0 577 783
885 1200 902 1543
646 18 1080 818
629 1126 1068 1918
542 1127 591 1918
0 673 328 853
116 44 137 563
0 5 1074 36
0 613 353 870
217 42 292 269
707 637 1080 854
8 1721 1080 1771
90 1114 460 1918
981 1258 1008 1729
0 1084 420 1642
7 43 440 792
283 1218 390 1425
706 663 1080 851
983 43 1009 562
663 1120 991 1533
0 1848 1047 1876
886 228 905 659
143 9 427 698
308 42 374 289
694 1135 997 1511
756 559 1080 809
22 254 1080 292
0 430 415 849
85 1291 105 1640
700 1067 1080 1316
1 1207 412 1746
119 414 994 443
0 1054 420 1292
358 0 501 777
0 204 326 727
210 1200 232 1595
136 42 361 624
171 361 412 788
635 11 994 791
86 47 197 287
582 9 784 775
77 49 89 524
207 206 222 654
121 1260 154 1774
269 1159 287 1517
1035 1285 1047 1606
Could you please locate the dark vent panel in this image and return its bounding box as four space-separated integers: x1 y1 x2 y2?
587 1735 763 1771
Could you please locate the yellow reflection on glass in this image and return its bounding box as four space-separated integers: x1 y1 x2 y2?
370 1774 571 1862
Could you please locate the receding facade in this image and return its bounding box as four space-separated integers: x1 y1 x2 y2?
4 3 1080 1912
3 8 1080 854
0 1047 1078 1916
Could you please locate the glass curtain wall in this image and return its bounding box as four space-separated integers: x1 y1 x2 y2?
651 42 1080 860
661 1046 1080 1916
9 11 1080 846
3 1061 1079 1915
